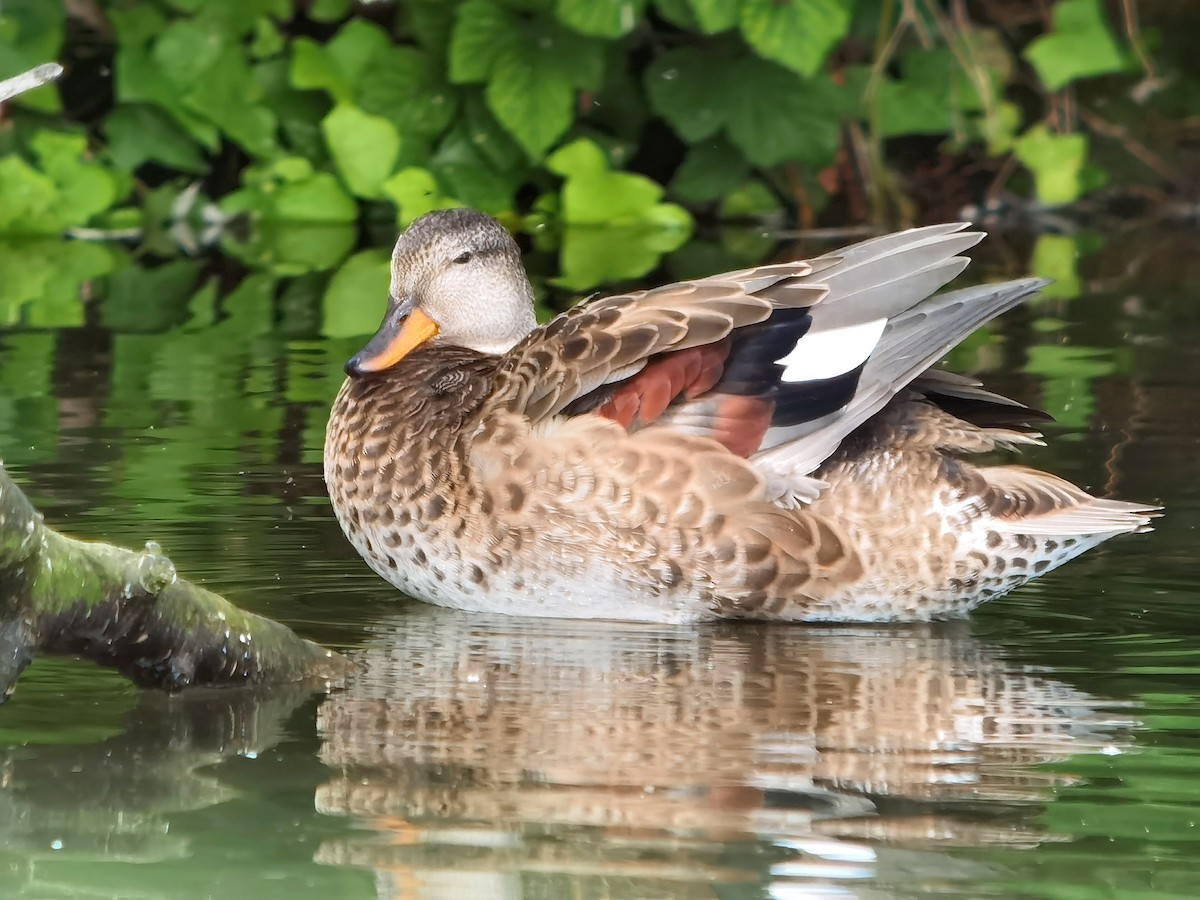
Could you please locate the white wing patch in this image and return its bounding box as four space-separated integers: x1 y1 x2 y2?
777 317 888 383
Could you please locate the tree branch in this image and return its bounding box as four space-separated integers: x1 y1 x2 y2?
0 462 350 699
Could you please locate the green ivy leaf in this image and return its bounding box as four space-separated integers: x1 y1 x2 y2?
382 167 460 226
407 2 460 52
115 43 220 149
545 138 693 288
255 57 329 162
452 5 603 158
719 179 782 219
650 0 699 29
1024 342 1116 428
1014 124 1089 205
221 157 358 223
290 19 393 103
462 93 527 171
864 49 991 140
647 44 843 169
645 47 726 142
105 104 207 173
32 131 119 227
739 0 853 77
236 224 358 274
322 105 402 199
289 38 353 102
724 59 843 167
0 240 113 328
557 212 693 290
874 77 951 138
356 46 457 140
1025 0 1126 91
273 174 359 223
1029 233 1082 300
250 16 284 58
183 46 278 157
549 139 661 223
0 158 59 236
322 249 392 337
107 6 167 46
310 0 353 21
449 0 520 84
688 0 739 32
168 0 290 38
555 0 646 38
325 19 393 90
487 50 578 160
982 100 1022 155
153 18 225 88
671 138 748 203
432 124 524 214
101 258 204 333
532 20 609 91
0 132 123 235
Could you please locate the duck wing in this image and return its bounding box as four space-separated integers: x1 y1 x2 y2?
750 276 1050 483
488 225 1038 475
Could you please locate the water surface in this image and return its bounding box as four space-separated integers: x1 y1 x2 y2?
1 225 1197 898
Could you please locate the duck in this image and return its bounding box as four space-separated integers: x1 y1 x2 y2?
324 208 1156 623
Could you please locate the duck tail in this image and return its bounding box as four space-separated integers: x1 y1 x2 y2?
981 464 1160 543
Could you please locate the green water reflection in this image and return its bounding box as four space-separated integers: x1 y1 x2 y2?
0 226 1198 898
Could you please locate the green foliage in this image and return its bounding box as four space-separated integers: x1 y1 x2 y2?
322 105 402 199
740 0 853 78
646 42 844 167
449 0 606 159
321 249 392 337
1014 126 1098 208
1025 0 1127 91
0 132 122 235
1029 233 1084 300
0 239 115 326
0 0 1181 299
545 139 693 288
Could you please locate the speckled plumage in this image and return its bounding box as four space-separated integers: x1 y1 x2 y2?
324 210 1156 622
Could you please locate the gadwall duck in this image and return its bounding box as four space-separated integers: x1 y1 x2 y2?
324 209 1155 622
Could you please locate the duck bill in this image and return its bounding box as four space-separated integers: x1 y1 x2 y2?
345 300 439 376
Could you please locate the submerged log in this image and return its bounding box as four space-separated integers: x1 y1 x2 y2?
0 65 348 697
0 462 349 699
0 63 348 696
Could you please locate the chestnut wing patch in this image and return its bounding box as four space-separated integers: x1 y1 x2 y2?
594 340 730 429
583 307 861 458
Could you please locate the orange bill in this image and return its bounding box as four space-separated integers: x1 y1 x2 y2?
346 306 439 376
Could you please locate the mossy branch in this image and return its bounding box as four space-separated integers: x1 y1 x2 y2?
0 462 350 699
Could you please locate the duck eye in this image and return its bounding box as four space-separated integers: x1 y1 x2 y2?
452 251 472 265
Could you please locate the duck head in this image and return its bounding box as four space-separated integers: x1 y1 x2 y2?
346 209 537 376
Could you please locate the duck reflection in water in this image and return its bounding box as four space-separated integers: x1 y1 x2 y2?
313 608 1134 897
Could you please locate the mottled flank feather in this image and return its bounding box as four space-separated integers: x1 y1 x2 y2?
325 209 1158 623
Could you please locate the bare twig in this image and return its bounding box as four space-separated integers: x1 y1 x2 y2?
947 0 997 126
861 0 932 223
984 154 1019 207
0 63 63 105
1078 107 1181 187
1119 0 1157 82
865 0 932 103
923 0 1012 152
